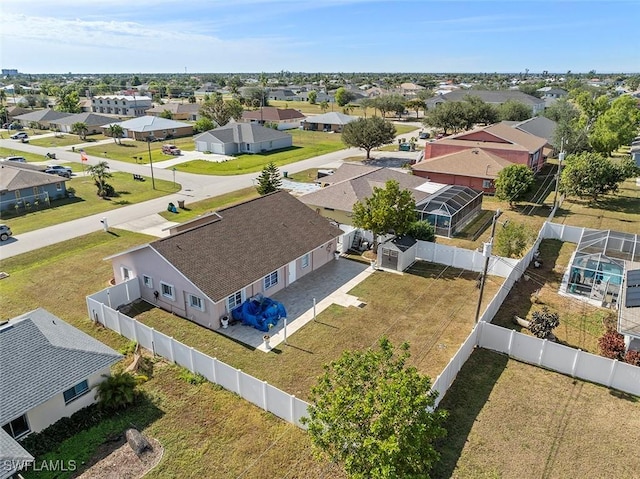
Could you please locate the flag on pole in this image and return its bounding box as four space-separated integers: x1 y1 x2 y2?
79 149 88 162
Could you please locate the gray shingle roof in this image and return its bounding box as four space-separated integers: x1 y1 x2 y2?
512 116 557 145
299 165 432 212
49 112 116 127
0 309 122 425
151 191 344 302
430 89 545 107
0 428 33 474
106 116 191 132
14 109 73 123
303 112 357 125
194 123 291 144
0 164 68 193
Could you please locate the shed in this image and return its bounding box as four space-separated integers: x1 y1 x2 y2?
378 236 418 272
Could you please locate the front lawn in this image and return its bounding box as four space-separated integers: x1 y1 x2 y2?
82 137 195 165
29 133 106 148
0 147 48 163
434 348 640 479
174 129 346 176
158 187 259 222
0 172 180 235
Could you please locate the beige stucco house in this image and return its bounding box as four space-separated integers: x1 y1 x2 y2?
107 191 344 331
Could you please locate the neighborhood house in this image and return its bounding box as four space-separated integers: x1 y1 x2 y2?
194 123 293 155
0 163 68 212
107 191 344 330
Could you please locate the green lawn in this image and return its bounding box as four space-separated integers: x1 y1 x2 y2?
174 129 346 176
82 137 196 165
434 348 640 479
0 147 49 163
29 133 106 148
0 172 180 235
158 187 259 222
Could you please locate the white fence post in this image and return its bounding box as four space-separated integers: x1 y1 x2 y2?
237 369 242 395
571 349 581 377
262 381 268 411
507 329 515 355
607 360 618 387
100 302 105 324
168 337 175 363
151 328 157 356
538 339 547 366
290 395 296 423
125 281 131 302
131 318 138 343
212 358 218 383
115 311 123 335
189 347 195 373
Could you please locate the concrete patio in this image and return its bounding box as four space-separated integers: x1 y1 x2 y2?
217 257 372 351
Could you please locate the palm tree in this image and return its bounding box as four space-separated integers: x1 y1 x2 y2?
71 121 89 140
87 160 113 197
0 89 6 106
107 124 124 145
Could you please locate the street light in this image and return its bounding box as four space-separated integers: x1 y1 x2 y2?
474 209 502 323
146 135 156 190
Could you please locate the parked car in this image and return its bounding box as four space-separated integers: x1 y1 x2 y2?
44 165 73 178
8 123 23 130
10 132 28 140
162 144 181 155
3 156 26 163
0 224 12 241
419 131 430 139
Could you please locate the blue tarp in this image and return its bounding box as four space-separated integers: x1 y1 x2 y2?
231 294 287 332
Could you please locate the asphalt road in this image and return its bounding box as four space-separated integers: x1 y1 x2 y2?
0 125 421 259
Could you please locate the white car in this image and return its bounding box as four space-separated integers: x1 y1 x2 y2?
10 132 28 140
0 224 12 241
3 156 26 163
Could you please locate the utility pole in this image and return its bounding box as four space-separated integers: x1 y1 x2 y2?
474 209 502 323
553 137 566 210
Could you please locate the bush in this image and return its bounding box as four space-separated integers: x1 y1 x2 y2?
406 220 435 242
96 372 139 410
528 306 560 339
177 368 207 385
598 329 626 360
624 349 640 366
118 340 138 355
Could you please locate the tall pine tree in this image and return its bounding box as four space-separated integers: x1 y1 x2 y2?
255 162 282 195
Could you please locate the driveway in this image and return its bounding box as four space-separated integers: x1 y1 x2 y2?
217 257 372 351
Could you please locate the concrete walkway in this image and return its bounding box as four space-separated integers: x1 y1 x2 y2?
217 257 372 351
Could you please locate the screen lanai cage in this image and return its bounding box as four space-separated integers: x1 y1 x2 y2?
566 229 639 307
415 185 483 238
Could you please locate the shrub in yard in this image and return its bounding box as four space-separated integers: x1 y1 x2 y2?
624 349 640 366
598 329 626 360
494 221 533 258
96 372 140 410
528 306 560 339
177 368 207 385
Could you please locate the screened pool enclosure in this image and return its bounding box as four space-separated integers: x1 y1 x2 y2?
566 230 639 307
415 185 483 238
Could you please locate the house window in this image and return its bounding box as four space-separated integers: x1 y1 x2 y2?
160 282 175 300
227 290 243 311
63 380 89 404
56 182 62 191
121 266 131 281
301 253 310 269
189 294 204 311
143 275 153 288
2 415 30 439
264 271 278 289
33 187 39 196
15 190 21 199
482 180 492 189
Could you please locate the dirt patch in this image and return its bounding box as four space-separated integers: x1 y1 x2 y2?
74 436 163 479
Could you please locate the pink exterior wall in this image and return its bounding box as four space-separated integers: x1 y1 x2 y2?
413 170 494 193
112 239 339 331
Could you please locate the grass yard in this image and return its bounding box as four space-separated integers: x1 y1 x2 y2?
0 146 49 163
0 232 343 479
131 262 502 400
28 133 107 148
434 348 640 479
82 137 195 165
491 239 612 354
158 187 259 222
0 172 180 235
174 129 346 176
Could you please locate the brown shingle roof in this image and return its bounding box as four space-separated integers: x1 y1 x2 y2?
242 107 306 122
151 191 343 302
412 148 513 179
448 122 547 153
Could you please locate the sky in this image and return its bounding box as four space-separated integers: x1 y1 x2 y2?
1 0 639 74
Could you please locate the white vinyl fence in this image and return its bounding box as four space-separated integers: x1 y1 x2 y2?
87 281 310 429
